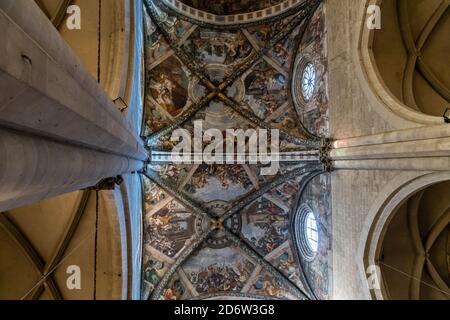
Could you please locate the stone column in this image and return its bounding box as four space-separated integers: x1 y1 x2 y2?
0 0 147 211
331 124 450 171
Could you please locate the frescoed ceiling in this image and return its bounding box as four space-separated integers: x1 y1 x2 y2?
142 0 332 300
179 0 286 16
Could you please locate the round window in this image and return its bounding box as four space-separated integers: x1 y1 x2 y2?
294 204 319 261
305 211 319 253
301 63 316 102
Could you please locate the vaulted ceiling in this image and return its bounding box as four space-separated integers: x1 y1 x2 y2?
373 0 450 117
141 0 331 300
34 0 71 28
0 190 126 300
381 180 450 300
179 0 286 16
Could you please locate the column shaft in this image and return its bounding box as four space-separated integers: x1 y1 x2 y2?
331 125 450 171
0 128 143 211
0 0 147 211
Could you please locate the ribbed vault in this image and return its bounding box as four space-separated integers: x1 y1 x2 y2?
34 0 72 28
141 0 332 300
372 0 450 117
380 180 450 300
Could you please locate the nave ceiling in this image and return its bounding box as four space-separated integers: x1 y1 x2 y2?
141 0 332 300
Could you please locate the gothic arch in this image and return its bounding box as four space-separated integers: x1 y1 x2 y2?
360 172 450 300
356 0 449 127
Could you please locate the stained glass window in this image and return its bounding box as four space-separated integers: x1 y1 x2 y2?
301 63 316 101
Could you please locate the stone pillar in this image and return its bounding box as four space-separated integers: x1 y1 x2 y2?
331 124 450 171
0 0 147 211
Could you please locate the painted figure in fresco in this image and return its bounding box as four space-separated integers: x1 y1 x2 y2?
225 34 250 59
273 114 298 133
263 280 282 297
146 17 165 59
150 70 189 117
247 70 268 93
278 253 296 276
151 212 173 227
168 20 186 39
144 180 167 205
148 207 194 258
147 220 177 257
188 260 253 294
148 109 166 133
246 208 288 255
153 74 176 115
160 11 177 31
144 269 160 287
148 35 163 60
236 34 251 58
261 94 278 114
224 38 238 57
273 43 289 64
254 275 282 297
163 288 177 300
189 30 250 64
253 19 286 42
163 279 185 300
216 166 229 189
255 25 271 42
143 258 165 291
160 164 184 179
245 64 286 118
281 182 298 198
189 165 250 192
270 251 303 286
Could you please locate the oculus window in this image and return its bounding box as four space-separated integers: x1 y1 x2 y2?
294 204 319 261
301 63 316 102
